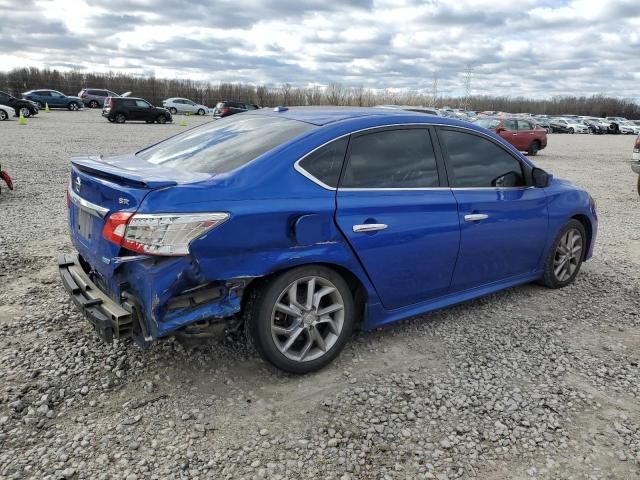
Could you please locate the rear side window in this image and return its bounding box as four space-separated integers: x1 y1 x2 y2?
121 98 137 107
299 137 348 188
341 129 439 188
439 129 525 188
137 116 316 174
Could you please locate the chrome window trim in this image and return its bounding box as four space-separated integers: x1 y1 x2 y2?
69 186 110 218
293 122 527 192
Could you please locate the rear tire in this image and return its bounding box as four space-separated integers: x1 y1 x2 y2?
637 175 640 196
540 219 586 289
246 265 355 374
568 127 574 134
114 113 126 123
527 140 540 156
89 100 99 108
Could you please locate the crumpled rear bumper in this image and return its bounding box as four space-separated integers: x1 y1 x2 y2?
58 254 133 342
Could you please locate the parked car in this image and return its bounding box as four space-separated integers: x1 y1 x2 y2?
606 116 627 123
550 118 589 134
0 90 39 117
473 117 547 155
162 98 209 115
633 134 640 196
618 121 640 135
0 104 12 121
22 90 83 111
102 97 172 124
532 118 552 133
59 107 597 373
213 101 260 118
583 118 610 134
78 88 125 108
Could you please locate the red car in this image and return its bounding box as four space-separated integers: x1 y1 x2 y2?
473 117 547 156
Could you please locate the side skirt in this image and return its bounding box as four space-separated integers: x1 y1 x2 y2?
362 271 543 330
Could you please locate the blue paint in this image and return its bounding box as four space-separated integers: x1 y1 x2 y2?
64 107 598 342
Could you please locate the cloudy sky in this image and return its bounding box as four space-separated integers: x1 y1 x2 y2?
0 0 638 98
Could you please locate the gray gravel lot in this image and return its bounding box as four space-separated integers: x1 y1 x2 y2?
1 110 639 480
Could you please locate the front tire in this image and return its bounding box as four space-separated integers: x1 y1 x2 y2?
68 102 79 111
568 127 574 134
0 110 7 121
169 107 177 114
540 219 586 289
246 265 355 374
197 108 205 115
20 107 32 118
89 100 99 108
157 115 167 124
637 175 640 196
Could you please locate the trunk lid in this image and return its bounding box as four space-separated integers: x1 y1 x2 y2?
68 154 209 284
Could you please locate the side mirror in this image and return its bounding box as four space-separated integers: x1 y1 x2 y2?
495 127 505 133
532 167 551 188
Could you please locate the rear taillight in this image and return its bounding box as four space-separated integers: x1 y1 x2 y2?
80 92 88 98
221 107 230 115
105 97 113 107
102 212 229 256
634 135 640 152
102 212 133 245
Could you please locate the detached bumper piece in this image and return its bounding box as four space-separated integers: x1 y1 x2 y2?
58 254 133 342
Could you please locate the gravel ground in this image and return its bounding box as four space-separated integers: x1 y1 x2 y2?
1 110 639 480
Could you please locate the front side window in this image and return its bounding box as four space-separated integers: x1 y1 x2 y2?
517 120 532 130
341 129 439 188
37 91 51 96
50 91 64 98
439 129 525 188
299 137 348 188
503 119 517 130
138 115 316 174
136 100 150 108
473 119 501 130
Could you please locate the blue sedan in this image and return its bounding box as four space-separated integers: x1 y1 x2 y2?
59 107 597 373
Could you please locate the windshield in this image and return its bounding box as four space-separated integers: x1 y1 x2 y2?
473 119 501 129
137 115 316 174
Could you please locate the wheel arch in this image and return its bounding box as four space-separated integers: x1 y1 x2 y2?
240 261 368 328
571 214 593 260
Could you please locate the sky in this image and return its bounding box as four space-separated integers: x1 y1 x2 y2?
0 0 639 98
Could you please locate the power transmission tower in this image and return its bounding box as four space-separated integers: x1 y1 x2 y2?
431 73 438 107
463 64 472 111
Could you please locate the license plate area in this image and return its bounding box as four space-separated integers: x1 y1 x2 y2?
77 209 94 240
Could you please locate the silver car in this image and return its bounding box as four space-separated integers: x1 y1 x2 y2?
78 88 122 108
162 98 209 115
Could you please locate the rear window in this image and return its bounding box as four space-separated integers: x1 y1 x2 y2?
137 115 316 174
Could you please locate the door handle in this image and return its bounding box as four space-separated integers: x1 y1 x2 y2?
464 214 489 222
353 223 388 233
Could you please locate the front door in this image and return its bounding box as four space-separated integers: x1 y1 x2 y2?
335 127 460 310
497 119 525 150
437 127 549 292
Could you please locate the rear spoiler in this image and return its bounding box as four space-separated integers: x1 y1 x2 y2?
71 155 210 189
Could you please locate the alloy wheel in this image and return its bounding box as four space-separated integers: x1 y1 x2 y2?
69 102 79 111
0 110 7 121
270 276 345 362
553 228 583 282
20 107 31 118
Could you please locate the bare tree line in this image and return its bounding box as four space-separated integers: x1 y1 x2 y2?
1 67 638 118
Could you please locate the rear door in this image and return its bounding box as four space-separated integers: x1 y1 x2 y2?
335 127 460 310
517 120 535 150
436 127 548 292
